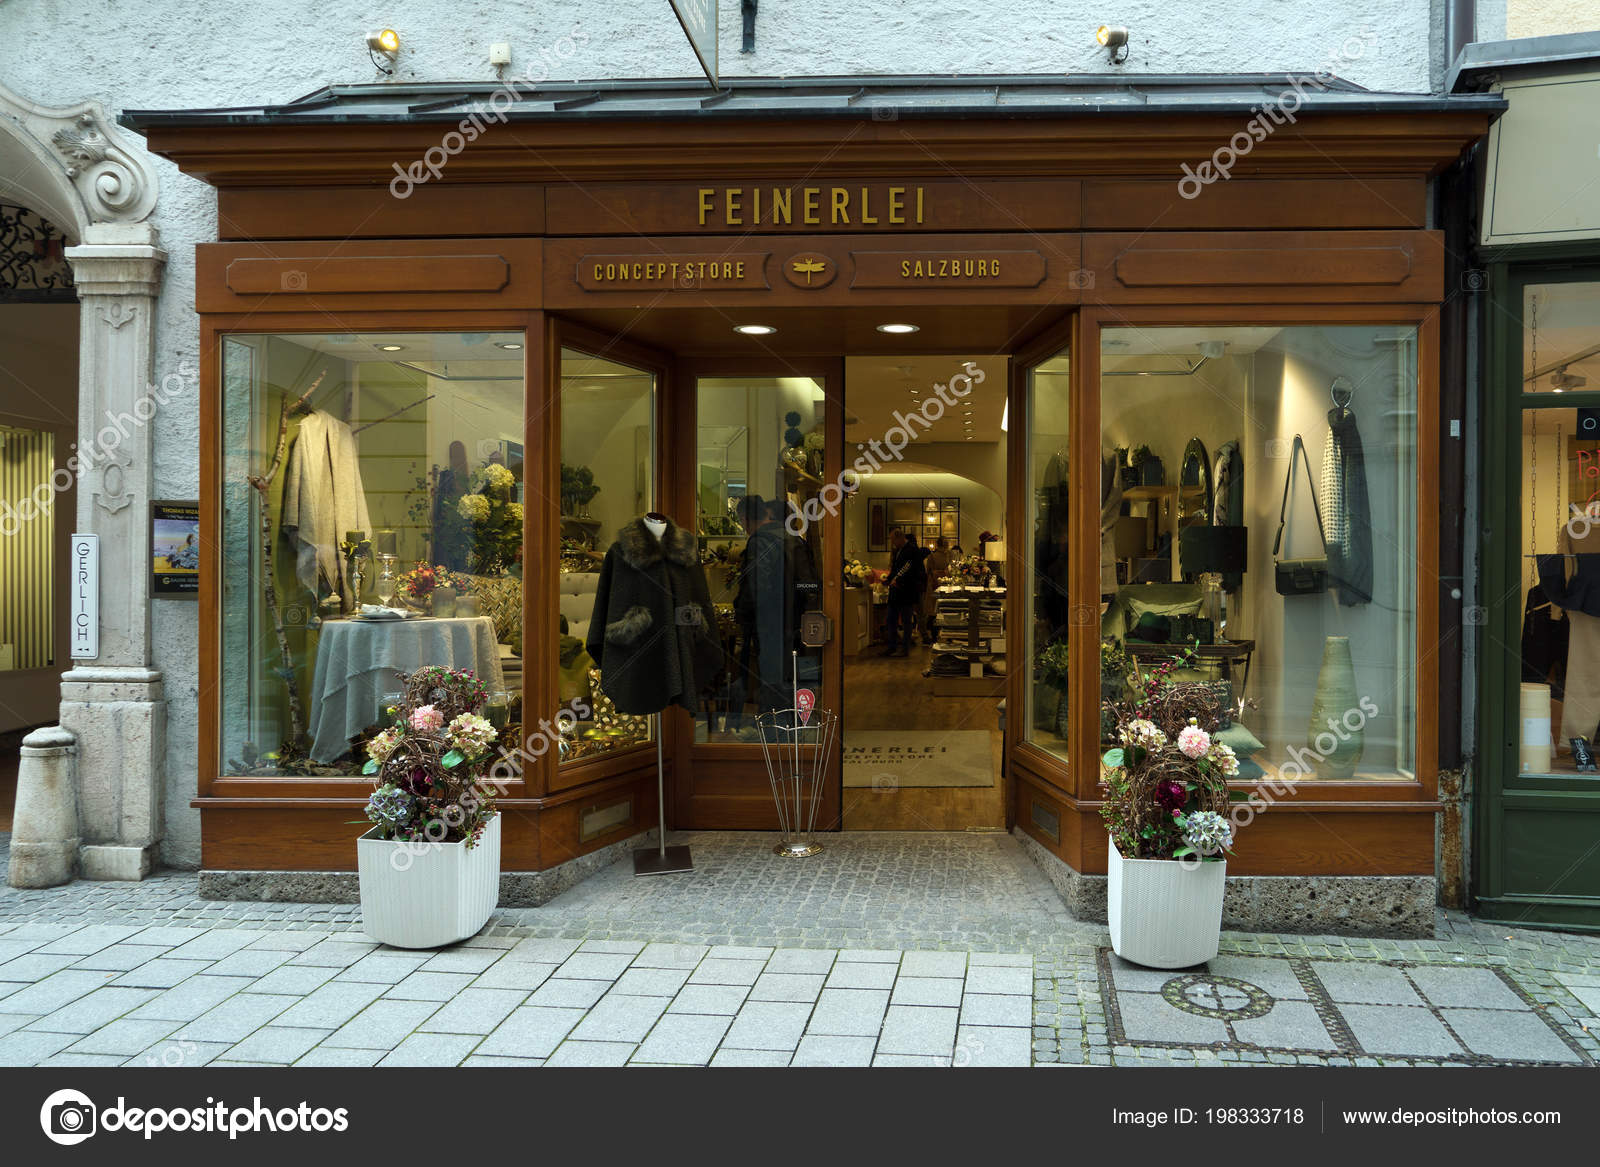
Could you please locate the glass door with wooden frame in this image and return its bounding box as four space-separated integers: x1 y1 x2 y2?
673 358 844 831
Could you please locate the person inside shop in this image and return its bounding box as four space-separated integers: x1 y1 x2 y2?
884 528 927 657
923 535 951 641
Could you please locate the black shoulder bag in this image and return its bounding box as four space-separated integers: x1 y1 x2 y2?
1272 435 1329 596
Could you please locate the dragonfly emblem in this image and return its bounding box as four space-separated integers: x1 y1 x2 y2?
792 258 828 285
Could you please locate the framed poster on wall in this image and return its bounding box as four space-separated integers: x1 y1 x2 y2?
868 497 888 551
151 500 200 597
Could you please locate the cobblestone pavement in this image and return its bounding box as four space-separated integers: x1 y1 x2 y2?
1 830 1598 1067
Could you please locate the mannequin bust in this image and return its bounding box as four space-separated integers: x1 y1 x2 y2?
643 511 668 538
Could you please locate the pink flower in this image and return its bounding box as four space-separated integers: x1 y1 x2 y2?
409 704 445 733
1177 724 1211 759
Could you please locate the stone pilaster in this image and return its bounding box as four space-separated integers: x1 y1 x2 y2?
60 222 168 881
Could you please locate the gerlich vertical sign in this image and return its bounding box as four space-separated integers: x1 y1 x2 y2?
70 533 99 659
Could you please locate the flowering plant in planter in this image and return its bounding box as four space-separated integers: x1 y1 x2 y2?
361 665 498 849
1099 649 1241 862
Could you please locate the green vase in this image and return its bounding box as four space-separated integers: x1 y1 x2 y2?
1307 636 1362 778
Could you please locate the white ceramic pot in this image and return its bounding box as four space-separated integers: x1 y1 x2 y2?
357 813 501 949
1106 839 1225 968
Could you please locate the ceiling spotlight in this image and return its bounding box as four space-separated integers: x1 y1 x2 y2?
1198 339 1226 359
375 343 405 352
1096 25 1129 63
1551 367 1588 391
734 324 776 335
876 323 920 334
496 342 523 350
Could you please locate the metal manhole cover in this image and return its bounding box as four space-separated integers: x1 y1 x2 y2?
1161 973 1275 1020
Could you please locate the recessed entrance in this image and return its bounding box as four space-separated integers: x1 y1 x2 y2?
550 306 1059 834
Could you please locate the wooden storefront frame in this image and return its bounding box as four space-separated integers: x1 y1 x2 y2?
154 100 1493 876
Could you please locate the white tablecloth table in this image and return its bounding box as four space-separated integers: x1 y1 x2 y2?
307 615 506 762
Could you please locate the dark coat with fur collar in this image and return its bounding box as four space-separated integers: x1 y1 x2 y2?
586 517 724 715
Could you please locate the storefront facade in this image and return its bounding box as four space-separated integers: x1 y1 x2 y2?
1454 34 1600 931
104 75 1497 931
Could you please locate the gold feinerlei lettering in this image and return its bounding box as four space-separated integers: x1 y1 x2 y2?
803 187 820 225
831 188 850 225
916 186 925 224
753 188 762 225
698 188 715 226
736 261 745 278
860 187 877 224
772 188 792 225
901 260 910 277
888 187 905 224
726 188 742 226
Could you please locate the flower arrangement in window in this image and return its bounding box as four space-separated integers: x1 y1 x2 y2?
457 460 524 576
361 666 499 849
1099 648 1240 862
397 563 474 608
946 554 993 586
843 558 871 588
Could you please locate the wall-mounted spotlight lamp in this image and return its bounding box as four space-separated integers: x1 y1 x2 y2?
367 28 401 74
1096 25 1129 64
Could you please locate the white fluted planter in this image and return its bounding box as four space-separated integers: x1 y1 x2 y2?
1107 839 1225 968
357 814 501 949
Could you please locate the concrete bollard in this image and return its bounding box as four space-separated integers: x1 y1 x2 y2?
8 725 80 889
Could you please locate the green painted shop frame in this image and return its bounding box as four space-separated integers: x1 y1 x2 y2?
1478 246 1600 932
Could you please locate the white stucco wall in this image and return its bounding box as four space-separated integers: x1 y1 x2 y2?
0 1 1448 868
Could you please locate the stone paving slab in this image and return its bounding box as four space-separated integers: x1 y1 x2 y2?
1 830 1598 1067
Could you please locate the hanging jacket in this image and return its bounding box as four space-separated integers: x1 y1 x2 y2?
1321 408 1372 607
586 516 724 716
281 409 372 600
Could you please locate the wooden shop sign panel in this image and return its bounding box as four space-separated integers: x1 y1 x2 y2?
544 179 1081 236
195 237 544 312
545 233 1078 307
1082 230 1445 303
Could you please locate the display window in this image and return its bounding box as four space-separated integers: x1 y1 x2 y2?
1516 278 1600 775
219 330 526 776
1096 324 1419 784
556 346 658 764
1023 348 1072 760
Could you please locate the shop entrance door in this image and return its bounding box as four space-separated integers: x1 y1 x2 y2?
671 355 845 830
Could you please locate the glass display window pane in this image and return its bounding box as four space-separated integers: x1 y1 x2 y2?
1099 324 1417 783
1024 349 1071 760
1522 281 1600 394
219 331 526 776
558 348 657 765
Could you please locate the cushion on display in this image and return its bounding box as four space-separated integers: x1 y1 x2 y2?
1127 612 1172 642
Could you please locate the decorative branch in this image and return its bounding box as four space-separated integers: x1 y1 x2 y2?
245 369 326 747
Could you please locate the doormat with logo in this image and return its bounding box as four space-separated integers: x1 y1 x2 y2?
842 730 994 788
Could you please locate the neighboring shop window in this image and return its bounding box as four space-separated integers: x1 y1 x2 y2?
219 332 526 776
1518 279 1600 774
0 424 55 669
1098 325 1418 782
1024 349 1071 759
557 348 656 764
